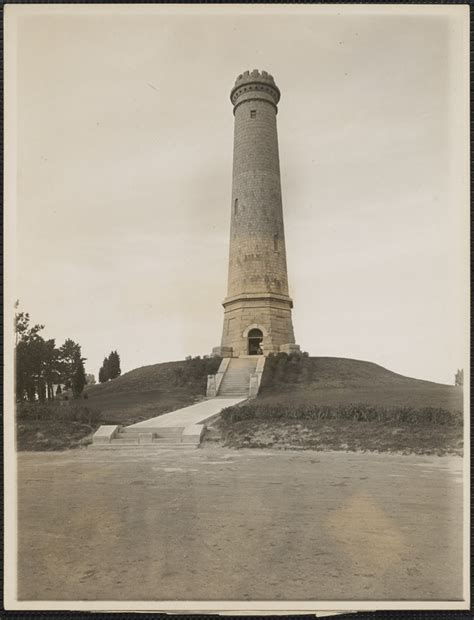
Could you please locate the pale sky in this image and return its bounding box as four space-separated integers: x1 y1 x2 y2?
9 5 469 384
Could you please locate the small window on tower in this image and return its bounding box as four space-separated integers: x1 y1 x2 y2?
234 198 239 215
274 233 279 253
250 110 257 119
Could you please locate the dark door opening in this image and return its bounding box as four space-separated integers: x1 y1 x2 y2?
248 328 263 355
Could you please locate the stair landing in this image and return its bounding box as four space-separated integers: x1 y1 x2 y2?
127 397 246 431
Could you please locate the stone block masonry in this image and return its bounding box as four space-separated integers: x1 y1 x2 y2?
214 70 300 357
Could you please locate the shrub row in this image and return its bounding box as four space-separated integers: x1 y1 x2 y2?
259 352 313 391
220 402 462 427
17 402 101 425
170 356 222 387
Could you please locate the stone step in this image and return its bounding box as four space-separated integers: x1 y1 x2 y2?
121 431 183 439
90 443 198 450
220 381 251 386
220 381 250 386
122 427 183 435
118 430 185 443
112 437 139 444
219 383 249 388
151 439 199 448
221 373 251 377
152 437 186 444
231 359 259 365
222 372 250 381
217 357 257 397
220 383 249 386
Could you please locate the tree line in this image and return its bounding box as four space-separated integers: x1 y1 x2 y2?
15 303 87 402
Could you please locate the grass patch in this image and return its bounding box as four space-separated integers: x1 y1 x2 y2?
215 418 463 456
17 421 97 452
216 355 463 455
257 354 462 411
16 402 101 451
217 401 463 455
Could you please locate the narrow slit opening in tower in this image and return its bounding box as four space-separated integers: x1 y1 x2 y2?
250 110 256 118
248 328 263 355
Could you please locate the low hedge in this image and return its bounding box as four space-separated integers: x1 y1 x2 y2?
220 402 462 427
17 401 101 425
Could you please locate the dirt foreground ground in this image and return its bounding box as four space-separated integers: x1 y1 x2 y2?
17 447 463 602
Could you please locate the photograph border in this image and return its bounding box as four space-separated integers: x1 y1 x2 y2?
2 1 471 616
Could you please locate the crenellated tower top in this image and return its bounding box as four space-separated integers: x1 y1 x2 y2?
230 69 281 112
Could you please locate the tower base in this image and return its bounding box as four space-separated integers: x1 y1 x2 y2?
214 293 299 357
212 344 301 358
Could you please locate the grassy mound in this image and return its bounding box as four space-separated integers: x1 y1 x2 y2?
212 354 464 455
84 356 221 425
257 354 462 410
17 354 463 454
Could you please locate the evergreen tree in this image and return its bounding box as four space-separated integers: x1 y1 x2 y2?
15 307 46 402
108 350 121 379
72 353 87 397
98 357 110 383
58 339 82 389
42 338 60 400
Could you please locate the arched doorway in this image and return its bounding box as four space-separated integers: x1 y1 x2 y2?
248 328 263 355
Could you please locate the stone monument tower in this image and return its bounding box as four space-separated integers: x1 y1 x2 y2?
213 70 300 358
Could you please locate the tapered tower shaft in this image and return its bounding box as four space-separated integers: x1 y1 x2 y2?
213 70 299 358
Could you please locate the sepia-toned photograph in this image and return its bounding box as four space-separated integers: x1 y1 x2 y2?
4 3 470 613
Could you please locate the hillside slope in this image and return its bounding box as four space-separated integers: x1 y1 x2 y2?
86 357 221 425
86 354 462 427
211 355 463 455
257 355 462 412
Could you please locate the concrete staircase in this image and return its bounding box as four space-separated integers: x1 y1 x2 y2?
90 358 266 450
90 396 248 450
90 426 199 450
217 356 259 397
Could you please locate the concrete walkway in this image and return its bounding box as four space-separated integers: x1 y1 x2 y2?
127 397 246 430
